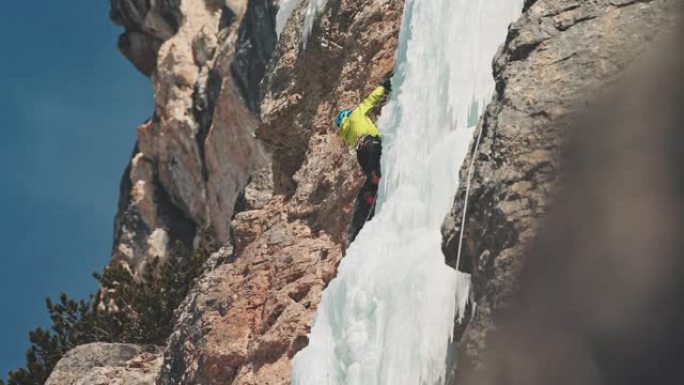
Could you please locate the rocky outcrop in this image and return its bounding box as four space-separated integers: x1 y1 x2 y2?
110 0 275 272
463 30 684 385
157 1 403 384
45 343 163 385
441 0 680 380
110 0 181 76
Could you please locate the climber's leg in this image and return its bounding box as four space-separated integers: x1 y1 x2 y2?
350 136 383 241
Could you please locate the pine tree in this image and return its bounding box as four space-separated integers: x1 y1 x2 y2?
3 243 207 385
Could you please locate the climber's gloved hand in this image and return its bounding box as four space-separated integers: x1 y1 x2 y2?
381 75 392 93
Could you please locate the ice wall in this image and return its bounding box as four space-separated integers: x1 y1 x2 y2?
291 0 523 384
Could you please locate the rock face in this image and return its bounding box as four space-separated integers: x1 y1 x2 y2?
157 0 404 384
110 0 275 272
110 0 181 76
463 30 684 385
441 0 680 380
45 343 163 385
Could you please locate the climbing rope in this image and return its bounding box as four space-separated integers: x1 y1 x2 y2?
454 121 485 273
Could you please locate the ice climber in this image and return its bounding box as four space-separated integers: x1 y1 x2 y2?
335 76 392 239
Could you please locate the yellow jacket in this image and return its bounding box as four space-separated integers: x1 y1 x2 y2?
339 86 386 147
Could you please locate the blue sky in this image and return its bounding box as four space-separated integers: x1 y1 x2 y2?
0 1 153 377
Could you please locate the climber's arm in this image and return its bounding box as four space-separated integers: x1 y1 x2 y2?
357 86 386 116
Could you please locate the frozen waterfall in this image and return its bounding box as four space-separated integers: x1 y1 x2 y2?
291 0 523 384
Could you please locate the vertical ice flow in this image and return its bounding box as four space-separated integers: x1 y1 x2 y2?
276 0 329 46
291 0 522 384
276 0 300 37
301 0 329 47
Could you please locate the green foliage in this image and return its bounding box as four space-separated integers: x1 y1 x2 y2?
4 243 207 385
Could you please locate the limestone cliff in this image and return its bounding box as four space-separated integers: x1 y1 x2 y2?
110 0 274 272
441 0 680 380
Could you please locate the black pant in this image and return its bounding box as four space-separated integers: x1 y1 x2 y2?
356 135 382 177
350 136 382 240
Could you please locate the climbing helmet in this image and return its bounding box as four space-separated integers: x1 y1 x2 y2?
335 109 352 127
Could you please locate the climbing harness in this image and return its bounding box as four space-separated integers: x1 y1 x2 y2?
454 122 485 273
355 135 371 151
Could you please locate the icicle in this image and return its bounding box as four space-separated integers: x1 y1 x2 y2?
276 0 329 46
301 0 328 47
